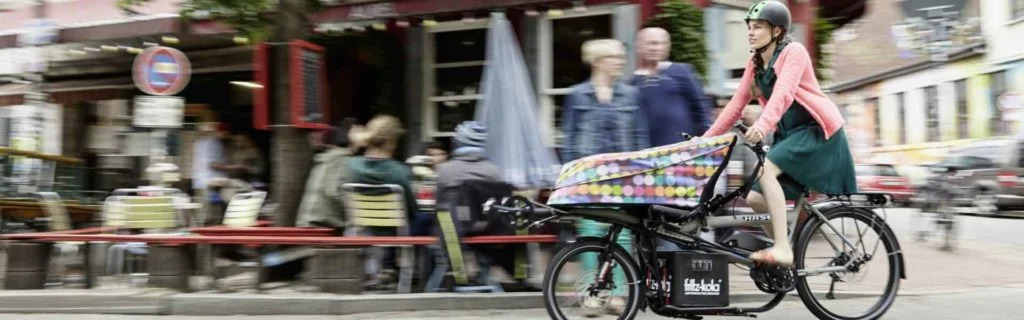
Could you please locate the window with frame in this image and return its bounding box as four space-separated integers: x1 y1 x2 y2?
424 21 488 138
539 11 614 148
1013 0 1024 20
954 79 969 139
866 97 880 146
990 71 1008 136
924 85 939 141
896 92 906 145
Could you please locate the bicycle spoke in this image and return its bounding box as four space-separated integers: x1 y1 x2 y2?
815 227 844 255
795 207 901 320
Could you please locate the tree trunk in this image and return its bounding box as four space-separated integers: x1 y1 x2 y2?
270 0 310 226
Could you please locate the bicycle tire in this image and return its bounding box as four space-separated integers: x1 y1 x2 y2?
793 206 902 320
543 237 643 320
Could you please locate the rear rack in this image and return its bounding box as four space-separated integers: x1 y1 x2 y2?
816 192 893 208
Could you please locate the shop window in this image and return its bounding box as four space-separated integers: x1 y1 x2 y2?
924 85 939 141
990 70 1008 136
538 10 614 148
896 92 906 145
423 21 489 138
865 97 880 146
954 79 968 139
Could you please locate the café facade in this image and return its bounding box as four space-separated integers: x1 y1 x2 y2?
295 0 864 157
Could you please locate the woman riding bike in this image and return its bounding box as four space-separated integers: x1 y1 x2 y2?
703 0 858 267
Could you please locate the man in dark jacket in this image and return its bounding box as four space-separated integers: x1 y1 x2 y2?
631 27 713 146
633 27 714 254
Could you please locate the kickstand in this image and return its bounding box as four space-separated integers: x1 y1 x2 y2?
826 277 837 300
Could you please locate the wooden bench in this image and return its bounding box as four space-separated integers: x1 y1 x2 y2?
1 233 557 292
188 225 331 237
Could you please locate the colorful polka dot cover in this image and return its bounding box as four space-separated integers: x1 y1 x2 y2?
547 133 738 208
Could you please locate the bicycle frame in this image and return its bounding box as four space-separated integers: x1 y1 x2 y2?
528 129 893 274
550 192 885 275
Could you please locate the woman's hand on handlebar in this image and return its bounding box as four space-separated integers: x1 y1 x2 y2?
734 122 763 142
734 123 769 155
744 126 765 144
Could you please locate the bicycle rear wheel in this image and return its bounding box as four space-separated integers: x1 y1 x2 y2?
793 206 902 320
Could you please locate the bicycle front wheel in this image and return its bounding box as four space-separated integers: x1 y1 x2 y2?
543 238 643 320
794 206 903 320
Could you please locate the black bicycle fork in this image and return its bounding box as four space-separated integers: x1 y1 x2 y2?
591 225 625 292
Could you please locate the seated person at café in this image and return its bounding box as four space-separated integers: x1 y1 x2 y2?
296 120 359 229
346 115 421 287
347 115 420 226
434 121 519 287
435 121 503 190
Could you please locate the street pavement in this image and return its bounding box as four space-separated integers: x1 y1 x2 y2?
0 208 1020 316
879 207 1024 245
0 284 1020 319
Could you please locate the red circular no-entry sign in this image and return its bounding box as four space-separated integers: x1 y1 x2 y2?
133 46 192 96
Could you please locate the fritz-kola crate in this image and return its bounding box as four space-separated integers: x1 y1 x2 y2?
658 251 730 307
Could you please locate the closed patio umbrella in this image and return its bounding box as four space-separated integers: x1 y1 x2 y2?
474 12 561 190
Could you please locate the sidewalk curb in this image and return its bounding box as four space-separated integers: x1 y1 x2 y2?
6 284 1019 316
0 290 887 316
0 290 171 315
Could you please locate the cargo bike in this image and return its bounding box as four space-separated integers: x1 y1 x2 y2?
490 125 906 320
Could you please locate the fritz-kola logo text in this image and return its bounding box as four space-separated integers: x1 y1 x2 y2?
683 278 722 296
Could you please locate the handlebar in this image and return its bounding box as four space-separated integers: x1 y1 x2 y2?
485 195 563 230
733 123 770 156
489 204 554 218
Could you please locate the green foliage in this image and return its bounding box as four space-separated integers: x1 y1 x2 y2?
646 0 709 83
117 0 322 42
813 16 835 82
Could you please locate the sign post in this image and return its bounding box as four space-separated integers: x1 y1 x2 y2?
132 46 191 187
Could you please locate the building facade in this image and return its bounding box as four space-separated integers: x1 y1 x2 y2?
828 0 1023 182
306 0 862 158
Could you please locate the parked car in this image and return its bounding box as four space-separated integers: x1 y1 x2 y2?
914 137 1024 216
855 163 915 206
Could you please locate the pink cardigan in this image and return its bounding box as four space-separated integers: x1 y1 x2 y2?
704 42 845 140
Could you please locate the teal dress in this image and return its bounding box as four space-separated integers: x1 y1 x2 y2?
751 42 858 200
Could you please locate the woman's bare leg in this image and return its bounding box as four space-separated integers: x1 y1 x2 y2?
748 160 792 265
745 191 773 240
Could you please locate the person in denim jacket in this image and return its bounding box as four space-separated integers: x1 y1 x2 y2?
559 40 650 162
559 38 649 316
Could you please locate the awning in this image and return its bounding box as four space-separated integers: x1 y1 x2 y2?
312 0 555 23
0 14 182 50
308 0 629 24
0 83 31 97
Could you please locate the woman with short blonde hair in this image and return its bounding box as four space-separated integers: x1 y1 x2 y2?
559 38 649 317
346 115 420 287
581 38 626 66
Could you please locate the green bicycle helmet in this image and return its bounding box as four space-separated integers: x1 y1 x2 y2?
745 0 791 31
